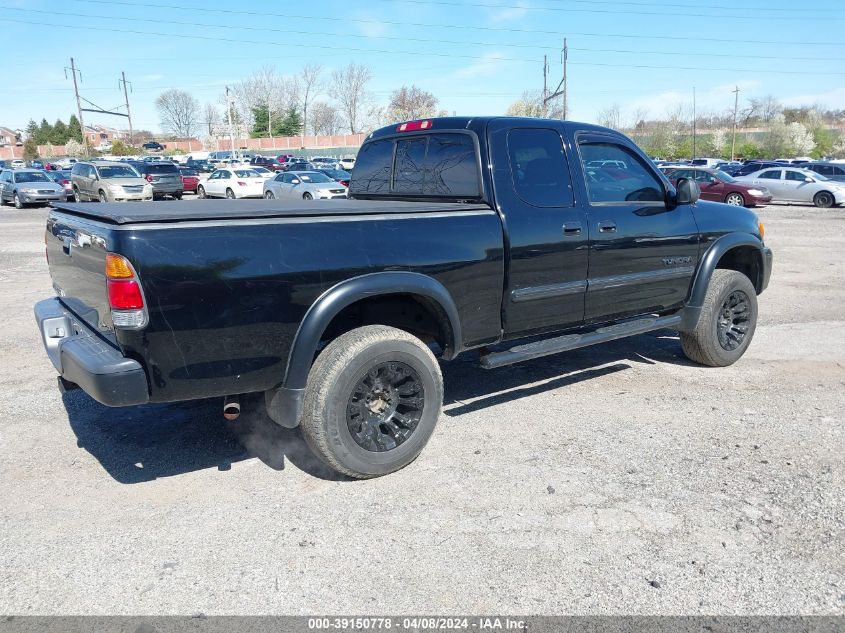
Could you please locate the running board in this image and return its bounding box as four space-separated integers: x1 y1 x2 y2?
479 313 683 369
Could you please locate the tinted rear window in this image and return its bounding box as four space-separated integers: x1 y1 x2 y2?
350 133 479 198
146 164 179 174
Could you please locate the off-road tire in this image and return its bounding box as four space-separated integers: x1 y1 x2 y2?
300 325 443 479
681 269 758 367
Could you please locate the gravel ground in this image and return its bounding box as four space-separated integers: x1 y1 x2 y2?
0 203 842 615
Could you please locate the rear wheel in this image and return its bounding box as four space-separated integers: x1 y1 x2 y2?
173 192 183 200
264 190 275 199
303 192 313 200
681 269 758 367
814 191 834 208
225 188 236 199
197 185 206 199
725 192 745 206
299 325 443 479
98 190 108 203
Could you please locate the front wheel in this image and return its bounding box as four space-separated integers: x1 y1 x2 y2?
264 190 275 199
681 269 758 367
725 192 745 206
225 188 236 199
299 325 443 479
814 191 834 208
197 185 206 199
98 190 108 203
73 187 84 203
14 193 23 209
302 192 313 200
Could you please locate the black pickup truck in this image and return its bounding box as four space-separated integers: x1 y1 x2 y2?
35 117 772 478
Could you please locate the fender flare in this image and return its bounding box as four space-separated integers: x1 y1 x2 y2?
681 232 765 331
266 272 463 428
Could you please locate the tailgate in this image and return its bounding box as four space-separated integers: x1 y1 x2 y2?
46 212 115 337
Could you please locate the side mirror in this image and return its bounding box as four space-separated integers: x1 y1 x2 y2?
675 177 700 205
804 177 814 183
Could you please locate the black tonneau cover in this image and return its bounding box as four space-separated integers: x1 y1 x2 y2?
51 199 492 225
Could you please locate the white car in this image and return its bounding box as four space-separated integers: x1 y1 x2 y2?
736 167 845 208
263 171 348 200
338 157 355 171
10 159 26 169
249 166 275 179
197 168 265 199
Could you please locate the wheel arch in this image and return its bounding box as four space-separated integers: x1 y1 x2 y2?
265 272 462 428
682 233 766 331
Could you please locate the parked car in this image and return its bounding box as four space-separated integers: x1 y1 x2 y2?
663 167 772 207
689 158 722 168
338 157 356 171
129 161 184 199
178 167 200 193
54 158 78 170
30 160 43 169
316 168 351 187
0 169 66 208
35 116 772 478
11 159 26 169
735 167 845 207
197 168 265 199
250 166 275 179
44 170 74 198
71 161 152 202
142 141 165 151
733 161 782 177
281 160 315 172
803 161 845 183
185 158 215 173
250 156 284 171
263 171 348 200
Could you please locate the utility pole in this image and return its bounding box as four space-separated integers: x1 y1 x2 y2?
225 86 236 156
542 54 548 117
119 71 134 146
562 38 568 120
66 58 88 156
692 86 697 160
731 85 740 160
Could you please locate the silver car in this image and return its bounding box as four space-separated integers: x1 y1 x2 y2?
263 171 348 200
0 169 66 208
71 161 153 203
735 167 845 208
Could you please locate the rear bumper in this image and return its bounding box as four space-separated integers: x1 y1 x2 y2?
34 298 150 407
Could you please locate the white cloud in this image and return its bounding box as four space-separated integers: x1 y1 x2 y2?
356 19 388 38
489 1 530 23
451 52 507 80
140 74 163 82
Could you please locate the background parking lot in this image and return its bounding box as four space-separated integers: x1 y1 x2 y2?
0 203 842 614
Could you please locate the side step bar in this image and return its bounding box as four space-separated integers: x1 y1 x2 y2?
479 313 683 369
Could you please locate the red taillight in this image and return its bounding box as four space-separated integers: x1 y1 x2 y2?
145 174 154 182
397 120 432 132
107 280 144 310
340 180 350 187
237 181 247 186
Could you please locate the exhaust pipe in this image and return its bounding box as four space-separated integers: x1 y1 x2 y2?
223 395 241 421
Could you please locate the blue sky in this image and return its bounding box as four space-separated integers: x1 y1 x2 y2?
2 0 844 133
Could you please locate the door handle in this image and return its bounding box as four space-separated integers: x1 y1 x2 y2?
598 220 617 233
562 222 582 236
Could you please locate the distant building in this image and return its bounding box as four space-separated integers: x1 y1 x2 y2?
0 127 22 146
83 125 130 147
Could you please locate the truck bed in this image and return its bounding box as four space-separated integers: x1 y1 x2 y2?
51 199 492 225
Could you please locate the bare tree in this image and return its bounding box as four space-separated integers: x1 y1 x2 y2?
156 89 200 138
597 104 623 130
299 64 323 139
388 85 438 122
329 62 372 134
203 103 220 136
309 101 343 135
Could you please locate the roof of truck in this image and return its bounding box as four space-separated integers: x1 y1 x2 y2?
50 199 492 225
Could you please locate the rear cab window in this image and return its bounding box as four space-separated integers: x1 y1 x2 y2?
350 132 480 199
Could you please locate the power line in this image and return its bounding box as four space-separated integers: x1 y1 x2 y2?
61 0 845 47
6 17 845 77
4 6 841 62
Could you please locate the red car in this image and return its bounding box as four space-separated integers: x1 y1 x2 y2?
179 168 200 194
251 156 284 171
664 167 773 207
